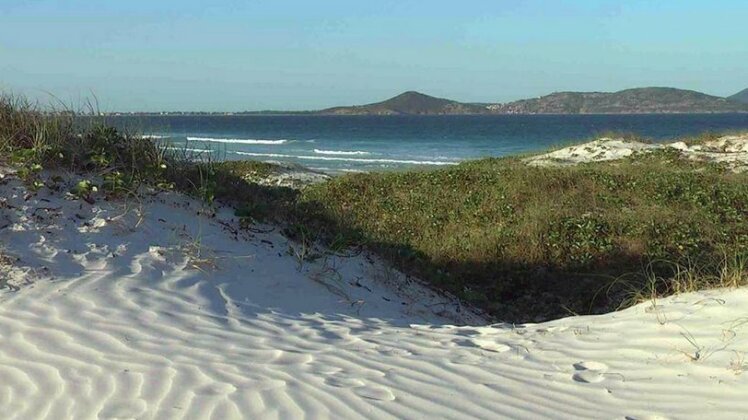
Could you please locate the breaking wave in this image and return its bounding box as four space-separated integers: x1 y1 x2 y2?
314 149 371 156
163 147 215 153
187 137 288 145
232 152 458 166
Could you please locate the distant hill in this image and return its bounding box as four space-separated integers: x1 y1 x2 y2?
319 91 487 115
488 87 748 114
729 88 748 104
317 88 748 116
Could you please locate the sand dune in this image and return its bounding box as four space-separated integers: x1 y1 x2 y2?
1 172 747 419
524 134 748 171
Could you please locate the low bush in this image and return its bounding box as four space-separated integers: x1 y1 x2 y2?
297 154 748 321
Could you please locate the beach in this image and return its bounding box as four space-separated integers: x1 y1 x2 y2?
2 163 748 419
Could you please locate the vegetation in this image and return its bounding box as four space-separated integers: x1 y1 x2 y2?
296 153 748 321
1 95 170 196
2 93 746 322
173 143 747 322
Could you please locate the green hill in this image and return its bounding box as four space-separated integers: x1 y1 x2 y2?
319 91 487 115
729 88 748 104
319 88 748 115
489 87 748 114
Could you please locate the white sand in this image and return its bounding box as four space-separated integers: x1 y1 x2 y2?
525 134 748 171
2 172 748 419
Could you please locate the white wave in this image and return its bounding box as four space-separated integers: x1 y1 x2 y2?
140 134 171 139
314 149 371 156
187 137 288 145
164 147 215 153
232 152 459 166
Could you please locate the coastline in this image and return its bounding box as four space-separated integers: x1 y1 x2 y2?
97 113 748 173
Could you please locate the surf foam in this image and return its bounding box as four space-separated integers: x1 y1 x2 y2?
233 152 459 166
164 147 215 153
187 137 288 145
314 149 371 156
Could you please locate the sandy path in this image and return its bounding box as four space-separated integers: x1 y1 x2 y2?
1 174 747 419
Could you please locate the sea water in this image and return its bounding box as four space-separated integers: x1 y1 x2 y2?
105 114 748 173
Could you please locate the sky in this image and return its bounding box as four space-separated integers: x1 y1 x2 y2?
1 0 746 112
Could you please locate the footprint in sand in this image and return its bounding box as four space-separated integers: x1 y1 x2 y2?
572 361 609 384
449 353 483 365
321 370 394 401
324 376 366 388
267 350 313 366
353 385 396 401
308 365 343 376
377 347 412 357
455 338 511 353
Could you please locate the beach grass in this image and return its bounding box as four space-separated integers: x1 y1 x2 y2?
294 154 747 321
2 93 747 322
1 94 169 190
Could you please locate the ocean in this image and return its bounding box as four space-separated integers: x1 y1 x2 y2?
106 114 748 173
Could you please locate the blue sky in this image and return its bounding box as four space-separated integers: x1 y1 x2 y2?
1 1 746 111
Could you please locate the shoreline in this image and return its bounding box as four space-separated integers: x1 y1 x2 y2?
96 112 748 173
206 132 748 181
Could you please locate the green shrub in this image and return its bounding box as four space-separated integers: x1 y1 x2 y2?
297 155 748 321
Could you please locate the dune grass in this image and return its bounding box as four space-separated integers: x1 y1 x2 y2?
1 94 174 196
2 93 746 322
294 153 747 321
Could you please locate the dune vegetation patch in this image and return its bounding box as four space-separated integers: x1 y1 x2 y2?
297 154 748 321
1 94 171 197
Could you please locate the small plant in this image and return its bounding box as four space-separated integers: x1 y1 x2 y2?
70 179 97 203
287 223 320 270
102 171 126 194
546 215 614 266
678 328 704 362
729 352 746 375
196 165 217 206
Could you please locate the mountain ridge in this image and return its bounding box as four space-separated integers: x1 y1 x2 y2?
316 87 748 115
729 88 748 104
